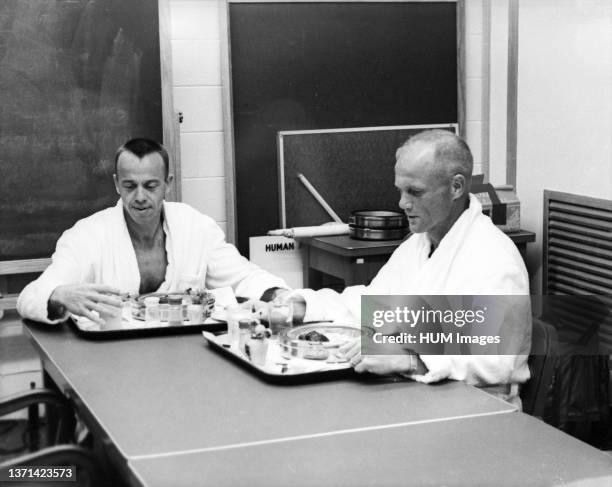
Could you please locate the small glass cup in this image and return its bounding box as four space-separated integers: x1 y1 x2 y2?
159 296 170 323
226 304 254 348
99 302 123 331
144 296 160 326
187 304 204 324
267 300 293 336
247 336 269 366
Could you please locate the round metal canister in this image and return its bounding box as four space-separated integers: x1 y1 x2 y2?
348 209 408 240
348 225 408 240
349 210 407 229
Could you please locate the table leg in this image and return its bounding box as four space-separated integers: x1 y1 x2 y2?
43 370 61 445
304 247 326 290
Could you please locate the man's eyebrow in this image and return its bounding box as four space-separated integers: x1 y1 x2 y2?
396 183 425 191
119 177 161 183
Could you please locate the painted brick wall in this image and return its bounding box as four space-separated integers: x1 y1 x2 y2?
465 0 484 176
170 0 227 235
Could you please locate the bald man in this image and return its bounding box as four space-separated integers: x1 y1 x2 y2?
278 130 531 405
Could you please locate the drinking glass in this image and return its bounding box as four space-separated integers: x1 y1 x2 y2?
267 300 293 336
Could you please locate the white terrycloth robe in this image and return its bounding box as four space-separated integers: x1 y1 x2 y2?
18 200 288 324
297 195 531 395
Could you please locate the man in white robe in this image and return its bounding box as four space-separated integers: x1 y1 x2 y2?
280 130 531 403
18 138 287 325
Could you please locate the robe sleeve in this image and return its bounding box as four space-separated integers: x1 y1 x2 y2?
297 245 402 323
413 269 532 387
17 221 99 324
203 221 289 300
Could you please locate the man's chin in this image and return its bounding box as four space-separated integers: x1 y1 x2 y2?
128 209 156 224
408 222 423 233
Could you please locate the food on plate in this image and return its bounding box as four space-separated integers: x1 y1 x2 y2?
132 290 215 324
253 323 271 338
298 330 330 342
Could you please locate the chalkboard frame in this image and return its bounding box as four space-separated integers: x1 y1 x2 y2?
159 0 182 203
0 0 178 279
278 123 459 228
221 0 466 249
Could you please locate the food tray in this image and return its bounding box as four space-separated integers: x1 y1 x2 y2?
203 329 357 384
68 307 225 340
131 292 215 322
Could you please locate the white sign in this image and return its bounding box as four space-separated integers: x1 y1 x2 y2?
249 236 304 289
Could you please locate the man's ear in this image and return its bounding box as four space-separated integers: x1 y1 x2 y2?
113 174 120 195
450 174 467 200
165 174 174 197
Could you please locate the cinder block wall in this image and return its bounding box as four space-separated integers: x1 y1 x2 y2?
170 1 227 235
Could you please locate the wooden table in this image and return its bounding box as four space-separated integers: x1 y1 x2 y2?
298 230 536 288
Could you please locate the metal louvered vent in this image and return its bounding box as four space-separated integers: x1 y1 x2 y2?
543 190 612 351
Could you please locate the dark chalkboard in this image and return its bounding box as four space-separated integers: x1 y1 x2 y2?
279 125 458 228
0 0 163 260
229 1 459 255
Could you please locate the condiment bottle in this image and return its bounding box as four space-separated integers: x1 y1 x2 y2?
159 295 170 323
144 296 160 325
168 295 183 326
238 318 256 356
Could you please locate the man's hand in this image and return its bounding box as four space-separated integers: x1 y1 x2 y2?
258 289 306 323
48 284 122 325
338 338 428 376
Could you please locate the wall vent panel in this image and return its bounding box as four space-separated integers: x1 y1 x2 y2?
544 190 612 352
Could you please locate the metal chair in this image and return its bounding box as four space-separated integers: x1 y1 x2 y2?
0 388 102 486
521 318 559 418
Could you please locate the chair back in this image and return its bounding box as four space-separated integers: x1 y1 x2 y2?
521 318 559 417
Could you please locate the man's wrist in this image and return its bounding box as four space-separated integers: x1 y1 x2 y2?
397 352 427 377
260 287 286 302
47 290 66 320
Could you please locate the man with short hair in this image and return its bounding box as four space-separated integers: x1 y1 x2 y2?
281 130 531 403
18 138 287 324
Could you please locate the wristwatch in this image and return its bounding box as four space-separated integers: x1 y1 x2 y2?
396 352 418 379
408 352 418 372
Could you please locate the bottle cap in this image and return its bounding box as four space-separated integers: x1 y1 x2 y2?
239 318 256 330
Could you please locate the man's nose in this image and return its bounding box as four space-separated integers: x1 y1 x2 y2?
135 186 147 202
399 194 413 212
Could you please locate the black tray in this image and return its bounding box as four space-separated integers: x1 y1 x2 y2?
203 331 356 384
68 317 226 341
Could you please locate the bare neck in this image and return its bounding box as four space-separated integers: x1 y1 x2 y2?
124 210 164 247
428 196 470 251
